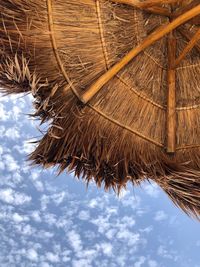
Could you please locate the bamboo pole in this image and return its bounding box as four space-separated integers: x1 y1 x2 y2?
178 26 200 53
111 0 171 16
113 0 184 8
167 33 176 153
172 0 199 18
80 4 200 104
172 0 200 25
139 0 184 7
174 28 200 67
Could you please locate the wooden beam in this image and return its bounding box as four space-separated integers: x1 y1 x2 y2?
80 4 200 104
189 16 200 25
172 0 199 17
112 0 181 7
139 0 183 8
172 0 200 25
166 33 176 153
174 28 200 67
178 26 200 53
111 0 171 16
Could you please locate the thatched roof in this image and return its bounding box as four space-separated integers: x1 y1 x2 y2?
0 0 200 218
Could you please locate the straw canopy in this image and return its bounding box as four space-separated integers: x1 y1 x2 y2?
0 0 200 218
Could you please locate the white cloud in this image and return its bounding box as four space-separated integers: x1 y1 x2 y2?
0 145 4 155
139 226 153 234
0 188 31 205
34 180 44 192
26 248 38 262
45 252 60 263
121 216 136 227
116 230 140 246
40 262 52 267
78 210 90 221
30 171 40 181
105 206 118 216
31 210 42 222
87 196 106 210
0 103 9 121
17 224 35 236
143 182 160 198
0 126 5 136
51 192 66 205
0 161 5 171
61 250 71 263
40 195 50 211
88 198 98 208
12 213 29 223
43 213 57 226
72 258 92 267
148 260 158 267
99 242 113 257
105 228 117 239
3 154 19 172
157 245 173 259
68 230 83 253
134 256 146 267
91 215 111 234
154 211 168 221
38 231 54 239
78 249 97 259
120 195 141 209
12 172 23 184
11 105 22 121
5 127 20 140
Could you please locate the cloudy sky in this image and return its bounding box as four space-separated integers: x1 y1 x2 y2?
0 93 200 267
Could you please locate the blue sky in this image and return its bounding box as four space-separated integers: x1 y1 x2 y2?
0 93 200 267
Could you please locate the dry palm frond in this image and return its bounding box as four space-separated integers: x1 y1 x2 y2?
0 53 39 94
0 0 200 219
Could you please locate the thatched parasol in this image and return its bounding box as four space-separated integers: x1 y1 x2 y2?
0 0 200 218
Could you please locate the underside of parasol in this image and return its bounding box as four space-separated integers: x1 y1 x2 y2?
0 0 200 219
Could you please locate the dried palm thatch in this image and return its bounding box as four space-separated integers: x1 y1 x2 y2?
0 0 200 218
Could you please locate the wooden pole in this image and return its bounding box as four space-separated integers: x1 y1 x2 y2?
139 0 183 7
80 4 200 104
174 28 200 67
178 26 200 53
172 0 200 25
111 0 171 16
113 0 183 7
167 33 176 153
172 0 199 18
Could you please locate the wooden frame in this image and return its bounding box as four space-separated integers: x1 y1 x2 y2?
80 2 200 153
80 4 200 104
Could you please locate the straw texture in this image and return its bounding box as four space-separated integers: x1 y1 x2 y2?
0 0 200 219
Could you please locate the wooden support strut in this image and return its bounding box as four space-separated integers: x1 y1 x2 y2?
166 25 200 153
167 33 176 153
112 0 184 8
172 0 200 25
174 28 200 67
111 0 171 16
80 4 200 104
178 26 200 53
138 0 185 7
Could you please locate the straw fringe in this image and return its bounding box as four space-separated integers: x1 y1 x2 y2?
0 53 37 94
157 169 200 219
